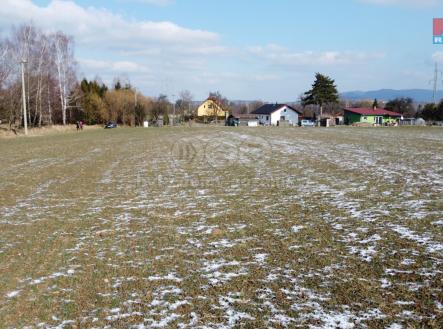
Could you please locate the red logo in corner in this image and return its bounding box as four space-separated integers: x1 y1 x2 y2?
434 18 443 36
434 18 443 44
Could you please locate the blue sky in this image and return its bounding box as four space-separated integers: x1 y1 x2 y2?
2 0 443 101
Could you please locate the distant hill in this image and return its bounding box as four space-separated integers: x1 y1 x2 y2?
341 89 443 103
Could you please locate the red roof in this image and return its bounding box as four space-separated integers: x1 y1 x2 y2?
344 108 401 117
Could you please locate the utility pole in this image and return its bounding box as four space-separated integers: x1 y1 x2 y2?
172 94 176 126
20 59 28 135
133 87 137 127
134 88 137 106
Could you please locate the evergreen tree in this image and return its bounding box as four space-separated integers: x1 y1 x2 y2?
372 98 379 108
301 73 339 116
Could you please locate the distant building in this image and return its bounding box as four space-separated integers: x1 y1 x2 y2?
319 115 344 127
232 113 258 126
344 108 401 126
399 118 426 126
197 98 227 118
251 104 301 126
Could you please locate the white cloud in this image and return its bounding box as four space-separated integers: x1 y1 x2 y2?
248 44 385 67
0 0 400 100
79 59 150 73
0 0 219 50
253 74 280 82
135 0 173 5
0 0 227 97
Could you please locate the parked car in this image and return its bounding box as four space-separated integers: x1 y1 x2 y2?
225 115 239 127
300 119 315 127
104 121 117 129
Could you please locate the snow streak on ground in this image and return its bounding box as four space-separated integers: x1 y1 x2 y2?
0 127 442 328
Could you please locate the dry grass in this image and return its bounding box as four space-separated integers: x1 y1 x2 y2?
0 126 442 328
0 124 101 138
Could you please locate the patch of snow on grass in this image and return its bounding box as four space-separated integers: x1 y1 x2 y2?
390 224 443 253
254 253 268 263
291 225 304 233
6 290 21 298
147 273 182 283
387 323 403 329
217 295 255 327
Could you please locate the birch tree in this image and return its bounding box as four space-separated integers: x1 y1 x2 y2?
0 24 78 128
52 31 76 125
0 40 11 88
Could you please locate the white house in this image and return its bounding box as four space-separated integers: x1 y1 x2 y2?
251 104 301 126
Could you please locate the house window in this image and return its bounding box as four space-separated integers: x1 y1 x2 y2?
363 116 367 120
266 115 269 120
284 109 287 112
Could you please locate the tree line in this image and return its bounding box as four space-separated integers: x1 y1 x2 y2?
0 24 76 128
73 81 198 126
0 23 199 129
300 73 443 121
382 97 442 121
2 23 442 129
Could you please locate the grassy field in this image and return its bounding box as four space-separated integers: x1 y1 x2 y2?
0 126 442 328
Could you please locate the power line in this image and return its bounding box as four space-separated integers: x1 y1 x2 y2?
431 62 443 105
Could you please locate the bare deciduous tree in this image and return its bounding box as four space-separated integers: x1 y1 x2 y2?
0 24 77 129
176 90 194 121
208 91 229 123
0 40 11 88
52 31 76 125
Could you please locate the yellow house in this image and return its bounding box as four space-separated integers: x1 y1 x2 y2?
197 98 227 118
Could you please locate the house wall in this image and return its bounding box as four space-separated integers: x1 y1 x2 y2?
383 116 399 124
360 115 376 124
344 112 362 124
270 107 299 125
345 112 398 125
256 106 299 125
257 114 271 125
197 100 226 117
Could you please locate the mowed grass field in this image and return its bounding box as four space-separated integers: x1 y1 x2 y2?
0 126 442 328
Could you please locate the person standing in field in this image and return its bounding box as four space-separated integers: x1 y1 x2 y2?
80 120 84 130
76 121 80 131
